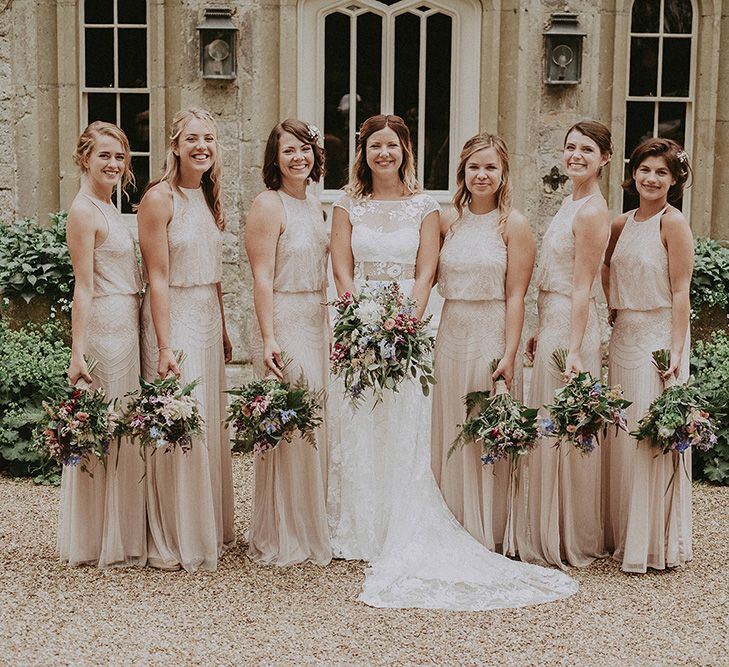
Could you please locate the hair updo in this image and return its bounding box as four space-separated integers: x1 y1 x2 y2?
622 137 692 203
73 121 135 192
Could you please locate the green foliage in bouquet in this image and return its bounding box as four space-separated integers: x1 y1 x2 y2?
0 320 69 483
690 331 729 484
0 212 73 306
690 238 729 315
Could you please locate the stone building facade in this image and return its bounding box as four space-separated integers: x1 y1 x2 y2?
1 0 728 362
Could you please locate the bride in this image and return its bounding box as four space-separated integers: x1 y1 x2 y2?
328 114 577 610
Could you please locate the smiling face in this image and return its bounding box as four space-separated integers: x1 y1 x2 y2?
365 126 404 178
634 155 676 204
563 130 608 181
277 131 314 185
175 116 217 180
464 147 502 202
84 134 127 191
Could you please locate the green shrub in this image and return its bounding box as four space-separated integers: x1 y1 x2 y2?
0 319 69 483
691 238 729 315
0 211 73 307
690 330 729 484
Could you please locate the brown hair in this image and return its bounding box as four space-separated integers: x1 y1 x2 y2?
622 137 691 204
143 108 225 230
452 133 512 231
74 121 135 194
262 118 325 190
346 114 419 200
564 120 613 176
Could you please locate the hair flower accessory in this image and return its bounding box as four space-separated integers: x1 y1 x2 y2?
307 123 321 144
676 149 688 164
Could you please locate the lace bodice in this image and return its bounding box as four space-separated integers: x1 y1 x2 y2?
610 207 673 311
535 194 603 298
83 195 142 296
167 187 222 287
437 208 506 301
334 193 439 269
273 192 329 293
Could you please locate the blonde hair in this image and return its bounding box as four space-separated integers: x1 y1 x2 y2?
345 114 419 200
74 121 135 194
144 108 225 230
452 133 512 231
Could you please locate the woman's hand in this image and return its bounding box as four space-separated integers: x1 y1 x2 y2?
525 335 537 363
491 357 514 390
157 348 181 379
563 350 584 379
662 350 681 382
68 355 92 386
264 338 284 379
222 328 233 364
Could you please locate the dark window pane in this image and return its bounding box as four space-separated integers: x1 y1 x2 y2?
87 92 116 125
84 0 113 24
378 0 401 5
122 155 149 213
356 12 382 130
629 37 658 97
118 29 147 87
622 162 640 212
664 0 693 34
323 11 350 189
424 13 451 190
631 0 659 33
625 101 654 156
120 94 149 152
118 0 147 25
658 101 686 147
394 12 421 160
85 28 114 87
661 38 691 97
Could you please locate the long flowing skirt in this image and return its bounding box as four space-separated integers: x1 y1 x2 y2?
430 298 524 554
605 307 691 572
141 284 235 572
248 289 331 566
58 293 146 567
516 291 606 568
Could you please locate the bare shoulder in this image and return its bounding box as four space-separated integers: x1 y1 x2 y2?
138 181 173 220
575 195 609 223
610 211 630 234
439 207 458 235
67 195 103 233
661 206 689 232
250 189 284 218
504 208 529 231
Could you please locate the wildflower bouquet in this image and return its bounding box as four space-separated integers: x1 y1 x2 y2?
631 349 717 486
225 362 324 456
330 282 435 406
542 348 631 454
114 352 203 455
33 357 112 474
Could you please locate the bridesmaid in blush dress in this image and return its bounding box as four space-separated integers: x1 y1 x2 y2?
519 120 612 569
244 119 331 566
431 133 535 555
602 138 694 573
59 121 146 567
137 108 235 572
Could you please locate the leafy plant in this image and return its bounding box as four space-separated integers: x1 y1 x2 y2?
0 211 74 306
691 238 729 315
0 320 69 483
690 330 729 484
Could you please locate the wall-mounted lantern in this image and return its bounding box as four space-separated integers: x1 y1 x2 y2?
197 7 237 80
543 12 585 85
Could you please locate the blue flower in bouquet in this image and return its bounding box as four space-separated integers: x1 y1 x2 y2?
149 426 160 438
537 417 555 437
349 382 363 399
576 433 595 453
481 453 497 465
279 409 297 425
590 383 602 397
66 454 82 466
262 418 279 435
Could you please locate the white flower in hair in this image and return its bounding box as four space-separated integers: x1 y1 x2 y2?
676 149 688 163
307 123 321 143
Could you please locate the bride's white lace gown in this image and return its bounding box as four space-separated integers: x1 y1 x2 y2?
327 193 577 610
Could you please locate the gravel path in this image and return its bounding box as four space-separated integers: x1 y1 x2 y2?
1 455 727 666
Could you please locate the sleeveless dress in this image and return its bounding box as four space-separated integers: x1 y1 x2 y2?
430 208 524 555
247 191 332 566
140 186 235 572
58 194 146 567
516 193 607 569
328 193 577 610
604 207 692 572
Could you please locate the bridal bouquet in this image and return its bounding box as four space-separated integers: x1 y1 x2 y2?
450 361 539 466
225 362 324 456
114 352 203 455
33 357 113 475
542 348 631 454
631 349 717 488
330 282 435 406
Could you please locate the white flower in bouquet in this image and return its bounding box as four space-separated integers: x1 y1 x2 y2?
354 300 385 326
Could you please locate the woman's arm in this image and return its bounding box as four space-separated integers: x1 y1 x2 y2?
330 205 355 296
137 183 179 379
661 209 694 379
565 198 610 376
601 214 629 326
216 282 232 363
494 210 535 389
244 191 285 379
411 210 440 320
66 199 105 384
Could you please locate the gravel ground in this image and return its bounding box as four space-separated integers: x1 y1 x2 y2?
0 455 727 667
